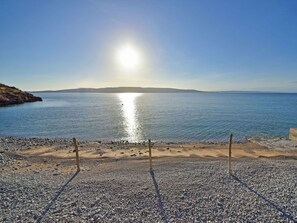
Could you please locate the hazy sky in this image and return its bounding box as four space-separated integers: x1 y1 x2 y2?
1 0 297 92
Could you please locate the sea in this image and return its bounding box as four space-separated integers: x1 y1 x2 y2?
0 92 296 142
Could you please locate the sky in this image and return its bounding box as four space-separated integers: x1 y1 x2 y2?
1 0 297 92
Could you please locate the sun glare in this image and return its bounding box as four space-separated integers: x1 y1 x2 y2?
116 44 142 71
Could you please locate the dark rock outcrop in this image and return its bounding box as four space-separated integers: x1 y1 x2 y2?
0 83 42 107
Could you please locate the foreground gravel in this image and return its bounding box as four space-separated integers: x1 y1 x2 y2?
1 155 296 222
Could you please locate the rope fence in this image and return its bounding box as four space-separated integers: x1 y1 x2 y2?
33 134 296 223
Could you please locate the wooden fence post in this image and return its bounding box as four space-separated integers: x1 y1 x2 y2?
228 133 233 174
148 139 152 171
73 138 80 171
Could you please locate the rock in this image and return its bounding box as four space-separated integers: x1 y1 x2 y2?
0 83 42 107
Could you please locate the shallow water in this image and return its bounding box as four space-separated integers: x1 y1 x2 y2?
0 93 296 142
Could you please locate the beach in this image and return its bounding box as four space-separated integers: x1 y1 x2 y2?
2 0 297 221
0 137 296 222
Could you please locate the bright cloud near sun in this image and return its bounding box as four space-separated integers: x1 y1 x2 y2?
116 43 142 71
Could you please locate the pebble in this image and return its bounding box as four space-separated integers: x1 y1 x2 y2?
0 137 296 222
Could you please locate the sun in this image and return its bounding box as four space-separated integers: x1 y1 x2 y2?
116 43 142 71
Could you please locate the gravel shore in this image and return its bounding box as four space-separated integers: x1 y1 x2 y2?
1 137 297 222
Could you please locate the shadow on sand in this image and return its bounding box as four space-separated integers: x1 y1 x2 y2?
150 170 168 223
231 174 296 222
36 170 80 223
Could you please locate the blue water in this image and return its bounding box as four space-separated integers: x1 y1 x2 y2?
0 93 296 142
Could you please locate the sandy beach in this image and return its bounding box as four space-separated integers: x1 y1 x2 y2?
1 137 297 222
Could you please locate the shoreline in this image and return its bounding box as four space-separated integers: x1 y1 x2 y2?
0 135 249 144
1 135 295 146
1 135 296 176
1 136 296 165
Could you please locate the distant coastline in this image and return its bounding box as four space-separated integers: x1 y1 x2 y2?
32 87 297 94
32 87 202 93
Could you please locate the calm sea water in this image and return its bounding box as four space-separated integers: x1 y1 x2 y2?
0 93 296 142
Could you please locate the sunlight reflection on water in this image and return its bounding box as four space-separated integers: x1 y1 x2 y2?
118 93 143 142
1 93 297 141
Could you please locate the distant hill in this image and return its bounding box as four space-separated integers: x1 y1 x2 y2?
33 87 202 93
0 83 42 107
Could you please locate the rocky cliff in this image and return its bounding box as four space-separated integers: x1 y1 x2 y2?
0 83 42 107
